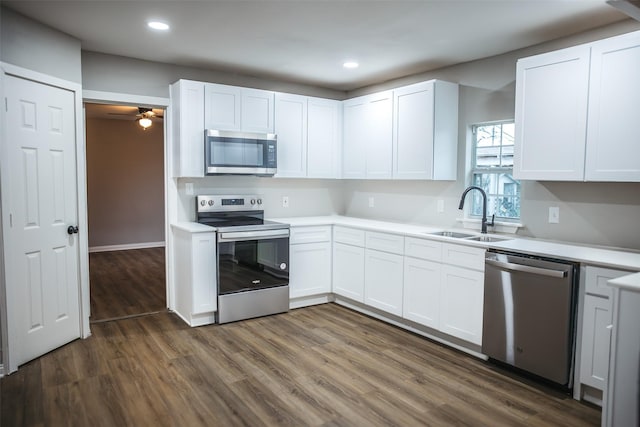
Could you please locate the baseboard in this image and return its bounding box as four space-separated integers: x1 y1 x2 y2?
89 241 165 253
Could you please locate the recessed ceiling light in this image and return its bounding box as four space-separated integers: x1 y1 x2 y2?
343 61 359 69
148 21 170 31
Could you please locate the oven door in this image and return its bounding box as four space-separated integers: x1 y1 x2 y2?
217 229 289 295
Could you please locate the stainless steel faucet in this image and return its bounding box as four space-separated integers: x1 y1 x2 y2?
458 186 495 234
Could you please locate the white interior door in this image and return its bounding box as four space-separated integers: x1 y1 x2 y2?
4 75 81 367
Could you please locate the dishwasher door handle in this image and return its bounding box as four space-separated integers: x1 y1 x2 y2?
486 258 568 278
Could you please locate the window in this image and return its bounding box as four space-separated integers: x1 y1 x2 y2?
470 121 520 220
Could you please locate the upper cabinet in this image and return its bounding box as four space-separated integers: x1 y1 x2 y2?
514 31 640 182
204 83 274 133
342 91 394 179
274 94 341 179
393 80 458 180
342 80 459 181
170 79 205 178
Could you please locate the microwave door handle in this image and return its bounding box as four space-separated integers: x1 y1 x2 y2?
485 259 567 278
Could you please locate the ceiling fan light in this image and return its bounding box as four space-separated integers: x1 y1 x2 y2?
138 117 153 129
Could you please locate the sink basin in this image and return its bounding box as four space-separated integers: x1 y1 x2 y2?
427 231 476 239
466 235 511 242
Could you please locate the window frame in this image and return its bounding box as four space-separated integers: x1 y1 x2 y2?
469 120 520 222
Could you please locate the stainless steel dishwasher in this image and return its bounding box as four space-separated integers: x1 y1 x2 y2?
483 250 579 388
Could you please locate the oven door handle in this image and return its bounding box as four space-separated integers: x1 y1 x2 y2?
218 229 290 242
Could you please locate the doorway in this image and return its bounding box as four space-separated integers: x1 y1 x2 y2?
84 103 166 322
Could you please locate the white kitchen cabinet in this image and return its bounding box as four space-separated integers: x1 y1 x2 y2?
204 83 274 133
172 226 217 326
342 91 393 179
439 264 484 345
289 226 332 299
514 30 640 182
275 93 307 177
403 256 441 329
170 79 205 177
332 242 365 302
513 45 590 181
364 248 404 316
579 266 631 397
393 80 458 180
307 97 341 178
275 94 341 178
585 31 640 182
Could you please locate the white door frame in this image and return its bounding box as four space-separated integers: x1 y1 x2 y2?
82 90 174 316
0 62 88 373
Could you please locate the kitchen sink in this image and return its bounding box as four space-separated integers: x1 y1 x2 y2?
466 235 511 242
427 231 476 239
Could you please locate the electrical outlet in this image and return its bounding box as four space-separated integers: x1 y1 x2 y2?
368 197 375 208
282 196 289 208
437 199 445 213
548 206 560 224
185 182 194 196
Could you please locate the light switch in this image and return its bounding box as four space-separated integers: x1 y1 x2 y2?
548 206 560 224
368 197 375 208
282 196 289 208
185 182 194 196
437 199 445 213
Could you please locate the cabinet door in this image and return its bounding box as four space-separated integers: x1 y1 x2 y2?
514 45 590 181
586 32 640 182
290 242 331 298
275 93 307 177
170 80 205 177
364 249 403 316
342 97 367 178
308 97 341 178
580 295 613 390
365 91 393 179
333 242 365 302
204 83 242 131
191 232 217 315
403 257 440 329
394 81 435 179
440 265 484 344
241 88 275 133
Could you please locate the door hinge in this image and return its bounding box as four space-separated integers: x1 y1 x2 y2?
9 214 12 227
4 98 7 112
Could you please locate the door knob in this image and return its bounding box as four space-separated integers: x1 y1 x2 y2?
67 225 79 235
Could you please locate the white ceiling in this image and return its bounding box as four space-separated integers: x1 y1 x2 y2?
3 1 629 91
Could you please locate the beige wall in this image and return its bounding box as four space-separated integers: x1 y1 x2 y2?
86 118 165 248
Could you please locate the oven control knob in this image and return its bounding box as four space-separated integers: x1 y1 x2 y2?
208 200 214 206
250 199 256 205
200 200 206 206
257 198 263 205
279 263 287 270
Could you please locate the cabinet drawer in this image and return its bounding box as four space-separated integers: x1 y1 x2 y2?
290 226 331 244
441 243 485 271
584 266 630 299
333 226 365 246
405 237 442 262
366 231 404 255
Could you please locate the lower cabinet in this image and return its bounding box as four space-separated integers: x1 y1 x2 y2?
403 256 441 330
439 265 484 345
332 242 365 302
289 225 332 299
173 226 217 327
364 249 404 316
579 266 631 399
290 241 331 298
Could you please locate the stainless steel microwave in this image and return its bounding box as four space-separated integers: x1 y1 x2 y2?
204 129 277 176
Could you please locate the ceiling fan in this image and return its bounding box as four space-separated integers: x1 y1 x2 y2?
107 106 164 130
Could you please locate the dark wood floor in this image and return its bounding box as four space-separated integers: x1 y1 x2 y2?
89 247 166 321
1 303 600 427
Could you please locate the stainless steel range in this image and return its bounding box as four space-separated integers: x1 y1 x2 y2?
196 195 290 324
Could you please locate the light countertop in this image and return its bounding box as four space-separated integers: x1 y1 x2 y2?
270 215 640 272
608 272 640 292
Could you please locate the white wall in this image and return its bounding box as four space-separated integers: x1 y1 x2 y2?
86 118 165 249
342 19 640 251
0 7 82 83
